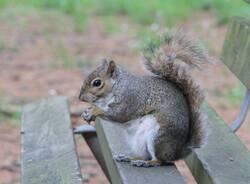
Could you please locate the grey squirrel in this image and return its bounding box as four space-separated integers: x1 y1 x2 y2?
79 30 207 167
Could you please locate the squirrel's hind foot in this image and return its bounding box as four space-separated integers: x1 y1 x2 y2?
114 154 162 167
131 160 162 167
113 154 131 162
113 154 145 163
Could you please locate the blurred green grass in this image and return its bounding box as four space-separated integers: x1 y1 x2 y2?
0 0 249 30
0 0 248 123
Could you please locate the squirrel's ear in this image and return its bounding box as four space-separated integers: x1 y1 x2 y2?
107 60 116 78
101 59 108 67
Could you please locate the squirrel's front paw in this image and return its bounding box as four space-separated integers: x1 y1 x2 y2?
81 107 95 123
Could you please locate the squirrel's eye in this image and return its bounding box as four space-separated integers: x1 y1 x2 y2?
92 79 102 87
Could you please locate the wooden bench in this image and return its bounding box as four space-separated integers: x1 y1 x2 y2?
21 2 250 184
21 97 83 184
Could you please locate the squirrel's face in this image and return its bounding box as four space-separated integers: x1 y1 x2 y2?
79 59 117 103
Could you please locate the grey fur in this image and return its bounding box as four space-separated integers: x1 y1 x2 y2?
79 31 207 162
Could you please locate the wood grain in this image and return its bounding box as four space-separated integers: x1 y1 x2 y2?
21 97 82 184
222 16 250 88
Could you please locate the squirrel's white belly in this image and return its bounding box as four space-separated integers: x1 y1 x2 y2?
95 94 159 159
125 115 160 160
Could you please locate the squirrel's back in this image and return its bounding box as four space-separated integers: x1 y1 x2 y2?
143 30 207 153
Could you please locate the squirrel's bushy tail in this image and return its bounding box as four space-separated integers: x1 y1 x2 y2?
143 30 207 154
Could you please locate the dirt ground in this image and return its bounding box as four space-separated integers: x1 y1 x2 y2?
0 7 249 184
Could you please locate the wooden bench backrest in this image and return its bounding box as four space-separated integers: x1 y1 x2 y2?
222 16 250 88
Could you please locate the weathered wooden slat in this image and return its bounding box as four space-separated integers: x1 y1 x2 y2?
95 119 185 184
185 103 250 184
222 16 250 88
21 97 82 184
